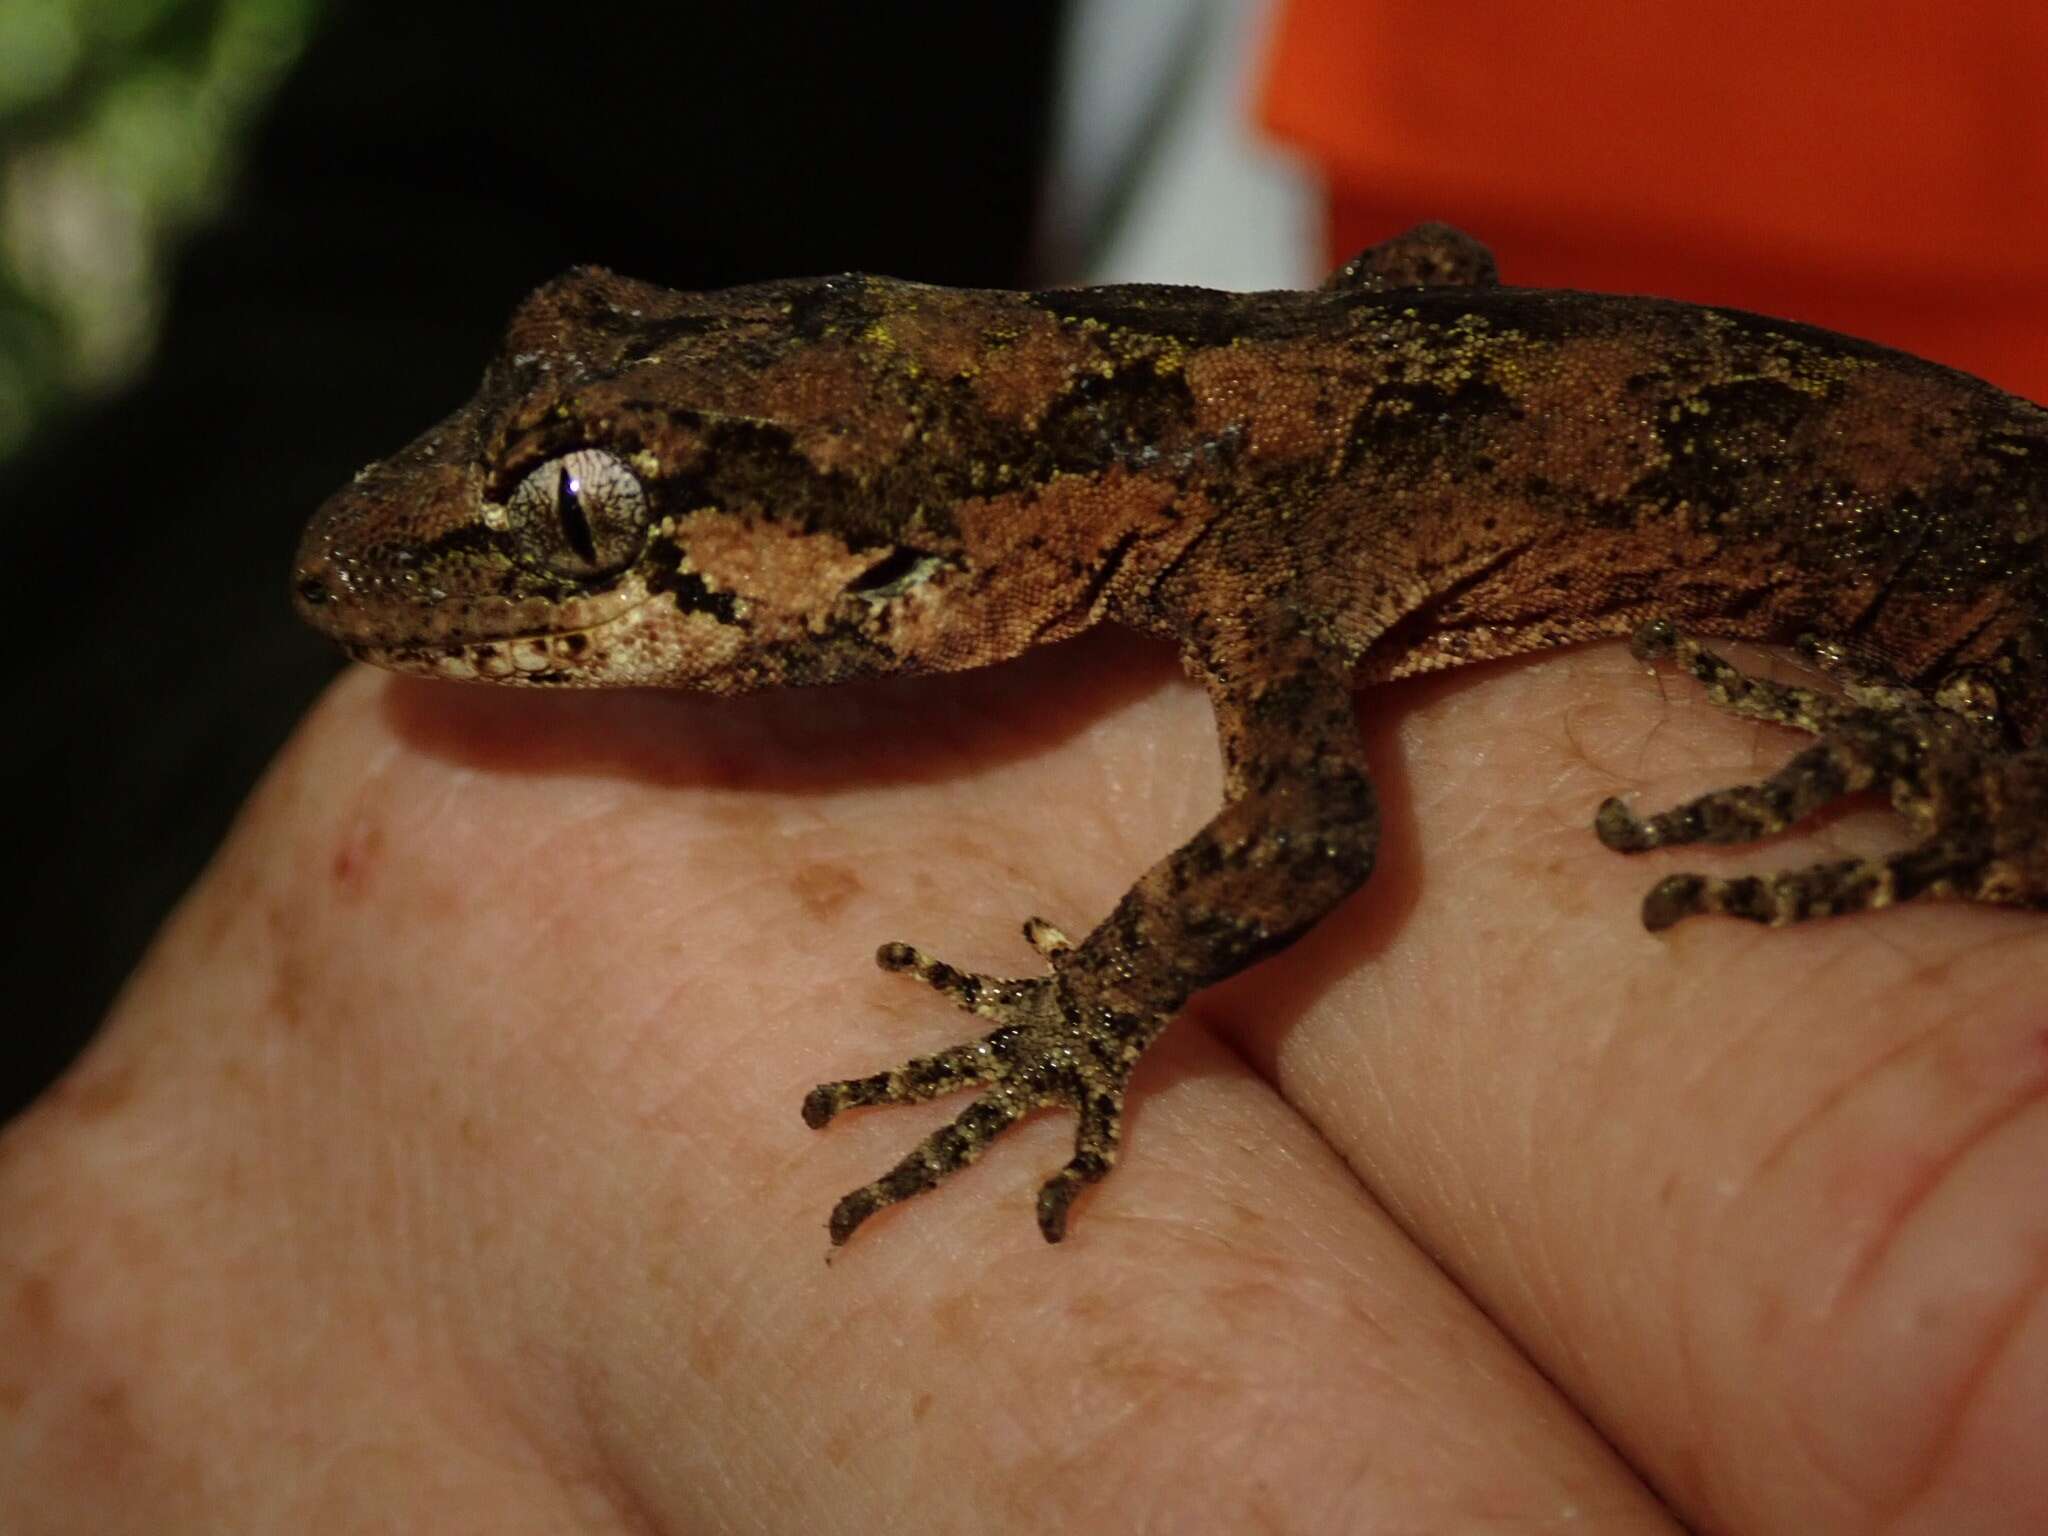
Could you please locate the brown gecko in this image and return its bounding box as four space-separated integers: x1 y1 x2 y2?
292 224 2048 1246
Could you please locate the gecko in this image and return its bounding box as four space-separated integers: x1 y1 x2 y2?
292 223 2048 1247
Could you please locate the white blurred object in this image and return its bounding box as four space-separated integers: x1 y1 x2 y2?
1038 0 1322 290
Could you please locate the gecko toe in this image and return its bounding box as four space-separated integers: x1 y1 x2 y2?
1035 1172 1080 1243
800 1084 843 1129
876 941 1000 1012
821 1084 1040 1245
1641 874 1706 930
1035 1147 1115 1243
1595 795 1657 851
1627 617 1679 662
1022 916 1073 959
827 1186 884 1246
1600 621 2040 933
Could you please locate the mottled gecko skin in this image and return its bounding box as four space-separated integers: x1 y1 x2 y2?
294 225 2048 1246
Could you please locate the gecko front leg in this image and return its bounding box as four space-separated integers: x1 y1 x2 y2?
802 629 1377 1245
1595 620 2048 929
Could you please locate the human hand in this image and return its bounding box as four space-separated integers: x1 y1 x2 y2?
4 631 2041 1531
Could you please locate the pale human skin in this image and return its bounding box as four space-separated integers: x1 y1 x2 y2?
2 635 2043 1533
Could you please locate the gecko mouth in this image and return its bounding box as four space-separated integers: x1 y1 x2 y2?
344 623 615 684
293 543 664 673
349 594 681 687
297 560 671 685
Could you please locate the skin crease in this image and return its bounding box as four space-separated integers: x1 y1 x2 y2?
2 631 2044 1534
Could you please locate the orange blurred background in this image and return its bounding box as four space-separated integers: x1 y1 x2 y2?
1263 0 2048 400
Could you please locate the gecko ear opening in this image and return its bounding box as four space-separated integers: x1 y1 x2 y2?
846 547 942 599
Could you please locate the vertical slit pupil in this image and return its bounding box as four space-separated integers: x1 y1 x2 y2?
557 465 599 564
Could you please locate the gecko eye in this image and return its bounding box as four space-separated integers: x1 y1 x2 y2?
504 448 648 577
846 546 942 600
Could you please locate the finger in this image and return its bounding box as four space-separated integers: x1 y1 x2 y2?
1241 640 2048 1534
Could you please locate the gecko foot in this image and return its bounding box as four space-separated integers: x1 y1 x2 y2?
1597 622 2048 930
801 917 1143 1246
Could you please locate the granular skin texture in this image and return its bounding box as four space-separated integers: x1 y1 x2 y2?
294 224 2048 1246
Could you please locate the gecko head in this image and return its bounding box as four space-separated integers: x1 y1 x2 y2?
293 265 1152 691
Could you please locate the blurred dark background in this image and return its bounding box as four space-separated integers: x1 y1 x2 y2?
2 0 1071 1119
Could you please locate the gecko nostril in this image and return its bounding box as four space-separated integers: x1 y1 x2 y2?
294 570 333 607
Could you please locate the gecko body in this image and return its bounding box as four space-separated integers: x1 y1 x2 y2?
295 225 2048 1244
